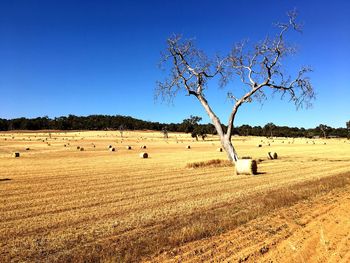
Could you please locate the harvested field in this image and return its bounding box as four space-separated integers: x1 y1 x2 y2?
0 131 349 262
152 177 350 263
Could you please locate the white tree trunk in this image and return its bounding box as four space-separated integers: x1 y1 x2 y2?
221 135 239 162
197 95 239 163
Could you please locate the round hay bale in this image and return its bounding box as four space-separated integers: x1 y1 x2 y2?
13 152 20 158
235 159 257 175
77 146 80 150
268 152 278 160
139 152 148 158
186 145 191 149
64 144 67 147
80 147 84 151
25 147 30 151
257 144 262 147
109 147 116 152
126 146 132 150
140 145 147 149
217 147 223 152
108 145 113 149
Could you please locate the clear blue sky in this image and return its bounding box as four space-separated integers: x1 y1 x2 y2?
0 0 349 128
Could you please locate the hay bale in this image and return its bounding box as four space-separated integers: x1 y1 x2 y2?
257 144 262 147
13 152 20 158
139 152 148 158
64 144 67 147
108 145 113 149
186 145 191 149
235 159 257 175
140 145 147 149
25 148 30 151
109 147 116 152
126 146 132 150
80 147 84 151
217 147 223 152
77 146 80 150
268 152 278 160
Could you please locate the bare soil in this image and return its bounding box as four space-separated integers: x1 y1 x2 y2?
150 183 350 263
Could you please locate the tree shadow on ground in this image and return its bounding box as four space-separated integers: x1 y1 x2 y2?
0 178 11 182
255 172 266 175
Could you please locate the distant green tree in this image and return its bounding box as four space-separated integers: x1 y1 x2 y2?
0 119 8 131
191 125 209 141
317 124 331 138
264 122 276 137
181 115 202 133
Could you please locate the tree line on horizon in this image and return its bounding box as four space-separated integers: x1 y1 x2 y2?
0 114 349 139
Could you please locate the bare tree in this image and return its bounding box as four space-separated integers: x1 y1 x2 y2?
118 124 125 138
161 126 169 139
157 10 314 162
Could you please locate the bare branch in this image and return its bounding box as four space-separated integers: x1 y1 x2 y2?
156 35 228 102
268 66 315 108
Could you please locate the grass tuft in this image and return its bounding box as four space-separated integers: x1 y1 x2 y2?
186 159 233 169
